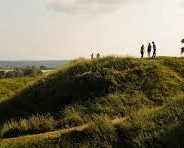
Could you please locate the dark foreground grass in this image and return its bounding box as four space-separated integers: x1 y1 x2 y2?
1 96 184 148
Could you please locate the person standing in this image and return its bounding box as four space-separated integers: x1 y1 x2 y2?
97 53 101 59
140 45 145 59
152 42 156 58
147 43 152 58
91 53 94 59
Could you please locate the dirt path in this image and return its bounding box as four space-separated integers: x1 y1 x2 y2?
0 117 126 146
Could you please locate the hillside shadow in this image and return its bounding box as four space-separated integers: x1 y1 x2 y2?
0 70 113 125
160 123 184 148
141 123 184 148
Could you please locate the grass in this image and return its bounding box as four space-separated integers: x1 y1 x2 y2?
0 56 184 147
1 99 183 148
115 96 184 148
0 77 37 103
1 115 57 138
0 116 126 147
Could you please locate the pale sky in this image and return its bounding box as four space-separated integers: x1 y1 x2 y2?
0 0 183 60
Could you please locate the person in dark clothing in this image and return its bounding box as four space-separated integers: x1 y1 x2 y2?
91 53 94 59
147 43 152 58
152 42 156 58
97 53 101 59
140 45 145 59
181 48 184 55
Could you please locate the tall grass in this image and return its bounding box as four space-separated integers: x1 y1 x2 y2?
1 115 57 138
115 96 184 147
58 115 117 148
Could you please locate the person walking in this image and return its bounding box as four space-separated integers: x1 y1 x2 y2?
140 44 145 59
152 42 156 58
147 43 152 58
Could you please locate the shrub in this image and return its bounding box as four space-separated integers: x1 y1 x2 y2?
6 71 15 78
0 70 6 78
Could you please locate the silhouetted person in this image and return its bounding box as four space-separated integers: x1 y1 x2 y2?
152 42 156 58
147 43 152 58
181 48 184 55
181 39 184 55
97 53 100 59
140 45 145 59
91 53 94 59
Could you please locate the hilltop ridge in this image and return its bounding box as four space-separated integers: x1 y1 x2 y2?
0 56 184 147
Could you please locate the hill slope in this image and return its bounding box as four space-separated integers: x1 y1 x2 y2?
0 77 38 103
0 56 184 147
1 99 184 147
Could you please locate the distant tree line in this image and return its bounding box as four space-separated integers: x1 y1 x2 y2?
0 66 43 79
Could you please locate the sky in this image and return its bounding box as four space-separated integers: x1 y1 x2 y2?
0 0 183 60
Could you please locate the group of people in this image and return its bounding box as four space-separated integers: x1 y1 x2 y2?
90 42 157 59
140 42 157 59
91 53 101 59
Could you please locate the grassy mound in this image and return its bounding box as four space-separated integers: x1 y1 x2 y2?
0 56 184 147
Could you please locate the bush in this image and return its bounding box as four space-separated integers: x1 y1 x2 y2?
6 71 15 78
0 70 6 78
0 66 43 79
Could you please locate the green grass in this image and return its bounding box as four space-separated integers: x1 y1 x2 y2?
1 99 183 147
115 96 184 148
0 56 184 147
0 77 38 103
1 115 57 138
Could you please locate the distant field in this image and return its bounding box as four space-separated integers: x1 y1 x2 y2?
0 69 55 73
0 69 12 72
0 60 69 69
41 70 55 73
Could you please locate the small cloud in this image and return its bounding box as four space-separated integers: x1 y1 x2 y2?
47 0 144 15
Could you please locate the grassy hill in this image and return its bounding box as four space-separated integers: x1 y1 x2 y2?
0 77 38 103
0 56 184 147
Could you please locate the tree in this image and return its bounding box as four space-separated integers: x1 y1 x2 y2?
6 71 15 78
0 70 6 78
23 66 42 76
14 68 24 77
40 65 47 70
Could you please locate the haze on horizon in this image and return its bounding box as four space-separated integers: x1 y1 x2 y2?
0 0 183 60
